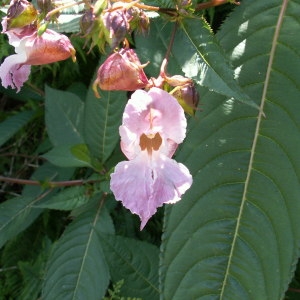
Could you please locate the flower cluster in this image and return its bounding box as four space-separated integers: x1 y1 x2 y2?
80 0 149 52
0 0 76 92
0 0 196 230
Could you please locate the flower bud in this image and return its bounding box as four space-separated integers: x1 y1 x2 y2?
101 7 129 49
80 8 95 36
93 48 149 97
5 0 38 30
126 6 149 35
171 84 199 116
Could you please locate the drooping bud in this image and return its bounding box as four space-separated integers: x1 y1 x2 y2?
80 8 96 36
101 7 129 49
93 48 149 97
126 6 150 35
5 0 38 30
171 84 199 116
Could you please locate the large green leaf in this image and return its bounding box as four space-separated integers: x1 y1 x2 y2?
160 1 300 299
0 110 35 147
42 196 114 300
84 85 127 163
45 85 85 147
99 234 159 300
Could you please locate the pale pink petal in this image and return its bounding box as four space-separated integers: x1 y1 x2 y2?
0 54 30 92
148 87 187 144
120 88 187 159
150 152 193 205
110 152 153 226
110 152 192 229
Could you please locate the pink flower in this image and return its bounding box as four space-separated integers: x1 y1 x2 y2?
110 87 192 229
0 22 76 92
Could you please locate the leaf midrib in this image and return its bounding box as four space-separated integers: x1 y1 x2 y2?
71 197 105 300
219 0 289 298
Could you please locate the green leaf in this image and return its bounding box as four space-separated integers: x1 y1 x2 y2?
0 110 34 147
99 234 159 300
33 186 90 210
42 196 114 300
135 18 256 108
175 18 256 107
160 1 300 299
0 163 74 249
45 85 85 147
42 144 93 168
0 196 43 249
84 84 127 163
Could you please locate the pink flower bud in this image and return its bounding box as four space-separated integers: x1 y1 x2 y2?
93 48 149 97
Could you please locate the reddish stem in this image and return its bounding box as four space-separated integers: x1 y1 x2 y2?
0 176 101 188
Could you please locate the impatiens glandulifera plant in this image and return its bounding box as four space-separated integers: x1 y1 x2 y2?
0 0 300 300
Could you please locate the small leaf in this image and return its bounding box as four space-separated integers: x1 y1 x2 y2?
42 144 93 168
34 186 89 210
84 81 127 163
0 110 34 147
99 234 159 300
42 196 114 300
45 85 85 147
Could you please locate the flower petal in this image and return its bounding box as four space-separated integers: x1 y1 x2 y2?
23 29 76 65
120 88 187 159
0 53 30 91
110 152 153 228
110 152 192 229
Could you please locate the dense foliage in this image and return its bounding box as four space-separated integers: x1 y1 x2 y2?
1 0 300 299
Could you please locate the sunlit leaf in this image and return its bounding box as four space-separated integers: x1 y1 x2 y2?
160 1 300 299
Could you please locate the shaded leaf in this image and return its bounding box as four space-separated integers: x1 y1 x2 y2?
42 144 93 168
99 234 159 300
0 196 43 249
0 163 74 249
45 85 85 147
42 196 114 300
160 1 300 299
34 186 89 210
84 83 127 163
0 110 34 147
